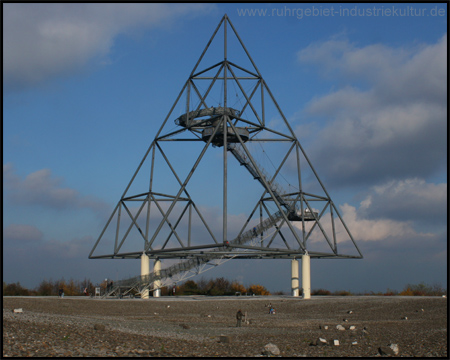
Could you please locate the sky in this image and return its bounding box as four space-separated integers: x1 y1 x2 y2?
3 3 447 294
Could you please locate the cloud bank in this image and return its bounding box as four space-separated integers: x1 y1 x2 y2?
297 34 447 188
3 3 215 91
3 163 108 213
359 178 447 225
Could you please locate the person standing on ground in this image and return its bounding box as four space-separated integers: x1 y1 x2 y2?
236 309 243 327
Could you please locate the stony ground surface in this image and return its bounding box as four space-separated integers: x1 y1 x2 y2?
3 295 447 357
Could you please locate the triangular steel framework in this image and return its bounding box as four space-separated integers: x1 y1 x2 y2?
89 14 363 268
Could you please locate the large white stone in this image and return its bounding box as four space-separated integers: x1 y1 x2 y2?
389 343 399 355
262 343 280 356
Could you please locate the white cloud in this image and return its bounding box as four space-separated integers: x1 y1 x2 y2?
301 178 444 246
3 3 215 91
297 34 447 187
339 203 421 242
361 178 447 225
305 200 434 245
3 224 44 242
3 163 108 212
298 34 447 104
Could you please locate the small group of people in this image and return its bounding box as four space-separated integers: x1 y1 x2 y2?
266 302 276 314
236 303 277 327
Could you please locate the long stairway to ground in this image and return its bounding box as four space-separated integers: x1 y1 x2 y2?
103 143 295 297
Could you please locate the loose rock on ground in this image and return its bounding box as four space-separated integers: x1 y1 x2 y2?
3 296 447 357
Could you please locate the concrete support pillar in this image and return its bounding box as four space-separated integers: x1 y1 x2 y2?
153 259 161 297
291 259 300 297
302 254 311 299
140 253 150 299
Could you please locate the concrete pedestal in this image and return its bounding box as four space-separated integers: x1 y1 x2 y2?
302 254 311 299
153 259 161 297
140 253 150 299
291 259 300 297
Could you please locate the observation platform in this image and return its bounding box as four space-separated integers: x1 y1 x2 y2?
287 210 318 221
175 107 240 127
202 126 249 146
175 107 249 147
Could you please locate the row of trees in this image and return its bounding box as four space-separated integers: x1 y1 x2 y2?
160 277 271 296
1 277 271 297
3 278 95 297
395 282 447 296
311 282 447 297
3 278 447 297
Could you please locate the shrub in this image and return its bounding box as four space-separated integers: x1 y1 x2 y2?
383 288 398 296
333 290 352 296
247 284 271 295
273 290 286 295
34 278 95 296
180 280 199 295
400 282 447 296
312 288 331 296
3 282 30 296
231 281 246 294
214 277 233 295
36 279 54 296
430 283 447 296
399 287 414 296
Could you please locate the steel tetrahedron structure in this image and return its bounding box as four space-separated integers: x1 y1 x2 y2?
89 14 362 296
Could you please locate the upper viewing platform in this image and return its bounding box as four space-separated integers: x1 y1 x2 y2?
175 106 249 147
175 106 240 128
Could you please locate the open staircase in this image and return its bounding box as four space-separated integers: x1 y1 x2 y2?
102 143 300 298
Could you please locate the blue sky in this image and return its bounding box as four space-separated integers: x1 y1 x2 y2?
3 3 447 293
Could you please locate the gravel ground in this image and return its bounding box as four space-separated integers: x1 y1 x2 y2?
3 295 447 357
